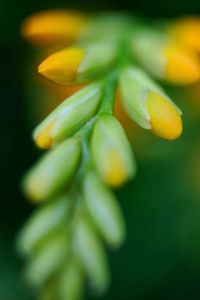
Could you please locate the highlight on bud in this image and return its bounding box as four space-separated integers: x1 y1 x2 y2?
83 171 126 247
21 9 87 46
23 138 81 202
119 66 182 140
170 17 200 53
34 82 103 149
38 41 117 85
91 113 136 188
131 29 200 85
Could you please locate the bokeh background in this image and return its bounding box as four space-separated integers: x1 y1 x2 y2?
2 0 200 299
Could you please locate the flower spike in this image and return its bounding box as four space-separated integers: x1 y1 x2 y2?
19 11 189 300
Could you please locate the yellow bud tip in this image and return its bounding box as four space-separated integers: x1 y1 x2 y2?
164 44 200 84
34 122 54 149
38 47 84 85
21 9 87 46
35 131 52 149
22 176 44 203
170 17 200 52
104 149 128 188
146 92 182 140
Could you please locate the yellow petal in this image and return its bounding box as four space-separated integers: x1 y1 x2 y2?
38 47 84 85
21 9 87 46
104 149 128 188
170 17 200 52
146 91 182 140
164 44 200 84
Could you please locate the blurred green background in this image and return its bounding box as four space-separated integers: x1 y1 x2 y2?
2 0 200 299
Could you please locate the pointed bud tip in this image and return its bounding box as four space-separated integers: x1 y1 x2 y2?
146 91 182 140
34 131 52 150
164 44 200 84
38 48 84 85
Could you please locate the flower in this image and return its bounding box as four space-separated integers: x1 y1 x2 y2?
38 41 117 84
23 137 81 201
21 9 87 46
131 28 200 85
91 113 136 188
170 17 200 53
119 67 182 140
19 11 193 300
34 82 103 148
83 171 126 247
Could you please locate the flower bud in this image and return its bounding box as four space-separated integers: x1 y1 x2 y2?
23 138 81 202
21 9 87 46
119 67 183 140
83 172 125 247
17 194 71 256
73 218 110 294
34 83 103 149
131 29 200 85
38 42 117 85
58 258 83 300
25 232 67 286
170 17 200 53
92 113 136 188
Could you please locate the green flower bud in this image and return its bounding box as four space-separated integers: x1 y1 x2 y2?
131 29 166 79
131 28 200 84
119 66 183 140
92 113 136 188
83 171 125 248
23 138 81 202
73 218 110 294
34 83 103 149
58 258 83 300
17 194 71 256
38 41 117 85
24 232 67 286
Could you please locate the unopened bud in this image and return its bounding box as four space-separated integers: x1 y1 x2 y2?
23 138 81 201
92 113 136 188
119 66 183 140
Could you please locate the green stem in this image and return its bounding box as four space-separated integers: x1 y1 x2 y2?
98 69 118 114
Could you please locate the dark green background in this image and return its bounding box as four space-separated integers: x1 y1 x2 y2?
2 0 200 299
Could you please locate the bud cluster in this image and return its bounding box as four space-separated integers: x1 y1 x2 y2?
18 10 200 300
